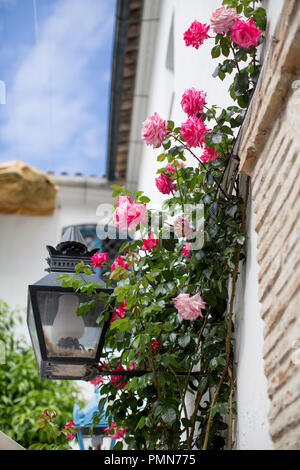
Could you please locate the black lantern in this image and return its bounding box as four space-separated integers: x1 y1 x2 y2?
27 226 112 380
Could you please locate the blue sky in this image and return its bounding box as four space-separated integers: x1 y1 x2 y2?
0 0 116 176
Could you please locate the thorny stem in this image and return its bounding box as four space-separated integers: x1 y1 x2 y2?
171 134 231 201
148 347 169 444
175 167 185 210
179 312 209 419
183 312 209 449
228 370 236 450
230 44 241 74
202 106 234 157
168 364 191 448
202 176 250 450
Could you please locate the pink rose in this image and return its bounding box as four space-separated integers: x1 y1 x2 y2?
64 420 76 440
111 364 127 389
89 375 105 386
128 362 137 371
231 18 263 49
200 146 220 162
183 21 210 49
151 339 160 350
155 172 177 195
113 196 131 231
173 291 206 320
114 195 148 231
127 201 148 229
91 252 109 269
110 300 127 325
104 422 126 439
97 362 108 374
181 88 207 117
111 256 129 272
210 7 240 34
165 161 185 173
180 116 210 148
182 242 192 259
141 112 169 148
174 216 194 239
141 232 159 252
115 300 127 316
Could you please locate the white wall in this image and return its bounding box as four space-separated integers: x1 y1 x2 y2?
128 0 280 449
130 0 234 208
234 196 273 449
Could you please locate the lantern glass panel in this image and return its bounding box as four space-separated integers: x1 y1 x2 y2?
27 297 42 368
52 364 89 378
36 291 104 360
81 430 114 450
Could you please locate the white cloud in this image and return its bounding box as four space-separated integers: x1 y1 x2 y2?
0 0 114 174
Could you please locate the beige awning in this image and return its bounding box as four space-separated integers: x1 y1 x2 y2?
0 160 58 215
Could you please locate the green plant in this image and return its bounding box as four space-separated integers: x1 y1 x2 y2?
0 300 83 450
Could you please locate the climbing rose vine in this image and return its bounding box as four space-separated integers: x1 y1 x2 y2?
56 0 266 451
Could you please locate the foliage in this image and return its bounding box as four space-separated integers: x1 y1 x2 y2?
0 300 83 450
56 0 266 451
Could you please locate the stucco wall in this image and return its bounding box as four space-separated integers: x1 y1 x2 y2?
234 196 273 449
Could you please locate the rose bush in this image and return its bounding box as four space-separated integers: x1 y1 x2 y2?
56 0 266 451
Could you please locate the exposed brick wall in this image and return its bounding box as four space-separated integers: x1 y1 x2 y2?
251 108 300 450
237 0 300 450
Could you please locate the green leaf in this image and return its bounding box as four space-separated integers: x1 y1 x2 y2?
236 234 245 245
110 184 125 191
157 153 166 162
167 120 175 131
109 317 134 332
220 37 230 57
161 407 177 426
208 201 219 220
221 125 233 136
211 45 221 58
218 69 226 81
76 300 97 316
136 416 145 430
237 94 250 108
234 70 250 96
178 335 191 348
162 236 177 252
162 139 171 150
253 7 267 30
140 196 150 203
212 402 228 417
113 441 124 450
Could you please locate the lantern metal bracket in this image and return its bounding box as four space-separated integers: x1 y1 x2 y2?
83 364 201 381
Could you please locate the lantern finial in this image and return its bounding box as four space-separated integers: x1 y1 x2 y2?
56 226 88 255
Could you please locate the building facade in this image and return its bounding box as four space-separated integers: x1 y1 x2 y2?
107 0 300 450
